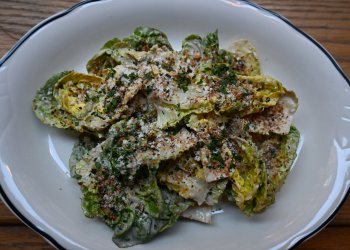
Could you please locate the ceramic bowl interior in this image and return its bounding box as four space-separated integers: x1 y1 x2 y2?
1 0 350 249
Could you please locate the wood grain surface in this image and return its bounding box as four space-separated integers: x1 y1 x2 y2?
1 0 350 249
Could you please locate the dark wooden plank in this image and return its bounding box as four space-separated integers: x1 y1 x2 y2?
0 202 22 225
297 227 350 250
0 225 350 250
0 226 54 250
0 0 79 42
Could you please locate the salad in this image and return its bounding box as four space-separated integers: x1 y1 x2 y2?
32 27 300 248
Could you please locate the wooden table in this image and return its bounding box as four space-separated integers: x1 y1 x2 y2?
0 0 349 249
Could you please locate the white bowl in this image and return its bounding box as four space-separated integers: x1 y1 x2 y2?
1 0 350 249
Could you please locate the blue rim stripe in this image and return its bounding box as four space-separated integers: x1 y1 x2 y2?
0 1 349 249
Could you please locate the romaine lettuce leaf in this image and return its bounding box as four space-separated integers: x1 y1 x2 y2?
52 70 143 132
74 160 191 248
181 30 219 60
206 179 228 205
32 71 79 129
186 113 227 142
154 72 286 129
53 72 104 118
181 205 214 224
158 151 227 205
228 39 261 76
257 126 300 206
69 135 99 177
155 103 215 129
74 117 198 181
86 37 122 76
217 75 286 115
229 137 267 215
124 26 172 51
228 126 300 214
181 34 203 57
244 90 298 135
158 160 210 205
87 27 172 76
112 186 191 248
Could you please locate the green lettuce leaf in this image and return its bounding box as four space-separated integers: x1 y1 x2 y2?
53 71 142 132
181 30 219 60
69 135 99 177
74 158 191 248
206 179 228 205
87 27 171 76
202 30 219 60
158 151 227 206
218 75 286 115
124 26 172 51
32 71 80 129
227 39 261 76
53 72 104 118
181 34 203 56
155 74 286 129
244 90 298 135
113 186 191 248
74 117 197 181
229 126 300 214
156 103 215 129
230 137 267 215
257 126 300 207
86 37 128 76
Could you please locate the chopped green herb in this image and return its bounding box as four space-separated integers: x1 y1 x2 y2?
161 62 173 71
126 72 138 82
212 63 237 93
104 96 121 113
176 72 191 92
144 72 154 81
145 85 153 95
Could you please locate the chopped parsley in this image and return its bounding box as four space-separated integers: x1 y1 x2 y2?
145 85 153 95
104 96 121 113
208 137 225 167
125 72 138 82
175 72 191 92
144 72 155 81
212 63 237 93
161 62 173 71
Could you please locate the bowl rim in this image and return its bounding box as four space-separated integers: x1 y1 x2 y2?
0 0 349 249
